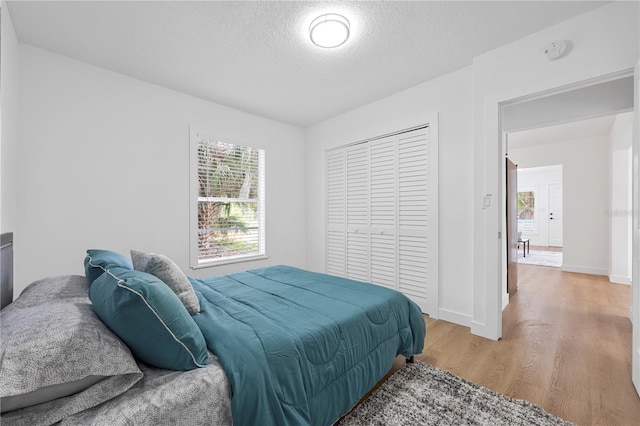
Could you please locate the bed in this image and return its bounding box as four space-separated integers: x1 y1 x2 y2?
0 234 426 425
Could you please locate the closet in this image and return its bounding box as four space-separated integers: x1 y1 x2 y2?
325 125 438 315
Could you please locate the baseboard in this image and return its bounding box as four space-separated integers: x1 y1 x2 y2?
561 264 608 276
470 320 500 341
437 308 472 327
609 274 632 285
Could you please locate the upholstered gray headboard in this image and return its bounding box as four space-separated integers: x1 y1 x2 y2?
1 232 14 309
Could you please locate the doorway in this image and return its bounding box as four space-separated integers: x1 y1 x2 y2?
501 75 634 289
506 162 565 268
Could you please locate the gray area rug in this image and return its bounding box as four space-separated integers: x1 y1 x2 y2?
339 361 572 426
518 250 562 267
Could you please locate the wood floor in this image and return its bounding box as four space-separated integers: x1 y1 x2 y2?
405 265 640 425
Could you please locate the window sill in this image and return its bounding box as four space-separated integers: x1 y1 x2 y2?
190 254 270 270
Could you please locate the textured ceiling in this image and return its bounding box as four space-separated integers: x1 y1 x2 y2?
7 1 609 127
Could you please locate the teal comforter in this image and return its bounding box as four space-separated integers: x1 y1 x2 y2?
190 265 425 426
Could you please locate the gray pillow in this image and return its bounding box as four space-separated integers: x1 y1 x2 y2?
131 249 200 315
1 375 106 413
0 276 143 425
9 275 92 309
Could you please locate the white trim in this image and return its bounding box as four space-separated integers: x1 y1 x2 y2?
502 292 509 311
189 126 266 268
631 59 640 396
438 308 472 327
470 320 496 341
189 125 199 269
191 254 270 269
561 264 608 276
325 123 431 152
610 274 632 285
496 68 635 109
431 114 440 319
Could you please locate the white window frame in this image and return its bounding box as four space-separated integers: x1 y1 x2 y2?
189 127 267 268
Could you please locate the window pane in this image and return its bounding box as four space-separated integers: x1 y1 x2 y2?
517 190 535 232
194 134 265 264
198 201 260 260
198 141 260 199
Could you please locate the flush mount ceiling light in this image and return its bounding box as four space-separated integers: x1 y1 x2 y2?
309 13 350 48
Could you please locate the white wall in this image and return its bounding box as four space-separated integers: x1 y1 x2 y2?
14 44 307 295
510 137 609 275
609 112 633 285
515 165 563 247
472 1 639 339
1 2 20 233
6 1 638 338
305 66 474 326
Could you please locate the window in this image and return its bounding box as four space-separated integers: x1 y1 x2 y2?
190 130 266 267
517 190 536 233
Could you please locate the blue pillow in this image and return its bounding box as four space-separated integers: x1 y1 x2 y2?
89 267 210 371
84 250 133 285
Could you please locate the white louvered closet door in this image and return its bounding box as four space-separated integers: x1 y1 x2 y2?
369 136 396 289
346 143 370 282
325 124 437 315
397 128 431 312
326 149 346 277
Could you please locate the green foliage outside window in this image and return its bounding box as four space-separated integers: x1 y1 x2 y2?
517 191 535 220
197 139 263 261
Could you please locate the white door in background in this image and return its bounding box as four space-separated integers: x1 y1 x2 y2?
548 183 563 247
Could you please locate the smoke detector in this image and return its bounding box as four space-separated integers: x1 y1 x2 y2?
544 40 567 60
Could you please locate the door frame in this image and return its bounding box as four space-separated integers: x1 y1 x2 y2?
506 157 518 300
631 59 639 396
472 67 636 342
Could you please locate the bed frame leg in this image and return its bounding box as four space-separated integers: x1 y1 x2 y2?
406 356 415 363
